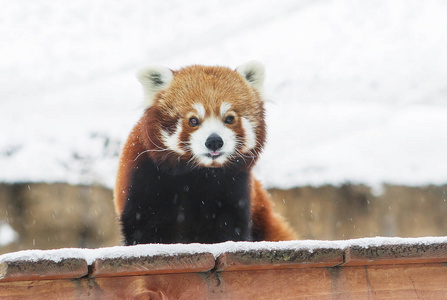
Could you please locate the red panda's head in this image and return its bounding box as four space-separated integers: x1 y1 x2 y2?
137 62 266 171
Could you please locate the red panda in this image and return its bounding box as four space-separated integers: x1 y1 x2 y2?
114 62 296 245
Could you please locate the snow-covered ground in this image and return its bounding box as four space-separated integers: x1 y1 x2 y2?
1 0 446 189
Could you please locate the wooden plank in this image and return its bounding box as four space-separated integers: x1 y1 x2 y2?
329 263 447 299
93 263 447 299
93 273 211 299
217 267 334 299
3 263 447 299
91 252 215 278
0 279 86 299
344 242 447 266
215 247 343 271
0 273 212 299
0 258 87 282
0 269 333 299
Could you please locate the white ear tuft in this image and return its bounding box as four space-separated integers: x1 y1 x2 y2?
137 66 174 108
236 61 265 90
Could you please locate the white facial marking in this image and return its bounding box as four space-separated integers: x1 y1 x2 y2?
161 121 185 155
241 117 257 152
196 154 214 166
193 103 206 119
189 117 236 166
220 102 232 117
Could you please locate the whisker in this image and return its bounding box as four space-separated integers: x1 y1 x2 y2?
146 128 169 151
131 149 151 161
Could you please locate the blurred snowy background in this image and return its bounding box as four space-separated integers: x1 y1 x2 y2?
1 1 447 252
1 0 447 190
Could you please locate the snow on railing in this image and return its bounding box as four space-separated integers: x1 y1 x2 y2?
2 237 447 298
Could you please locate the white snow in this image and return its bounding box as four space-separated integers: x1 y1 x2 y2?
0 248 87 264
0 222 18 247
0 243 212 265
2 236 447 265
1 1 447 189
207 236 447 257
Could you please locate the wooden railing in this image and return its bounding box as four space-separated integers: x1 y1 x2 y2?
2 237 447 299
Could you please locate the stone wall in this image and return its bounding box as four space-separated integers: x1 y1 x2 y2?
0 183 121 255
1 183 446 254
270 184 447 240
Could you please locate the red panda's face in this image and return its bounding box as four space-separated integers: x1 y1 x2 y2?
138 63 266 170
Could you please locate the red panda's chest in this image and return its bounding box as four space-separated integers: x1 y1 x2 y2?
119 153 253 244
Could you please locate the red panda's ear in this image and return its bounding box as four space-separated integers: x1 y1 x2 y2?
236 61 265 91
137 66 174 108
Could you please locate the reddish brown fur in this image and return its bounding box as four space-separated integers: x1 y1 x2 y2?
114 124 144 215
250 178 297 241
114 64 296 241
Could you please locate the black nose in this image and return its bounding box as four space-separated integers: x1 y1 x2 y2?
205 134 224 151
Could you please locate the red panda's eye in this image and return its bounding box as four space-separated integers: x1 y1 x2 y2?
224 115 234 124
189 117 199 127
